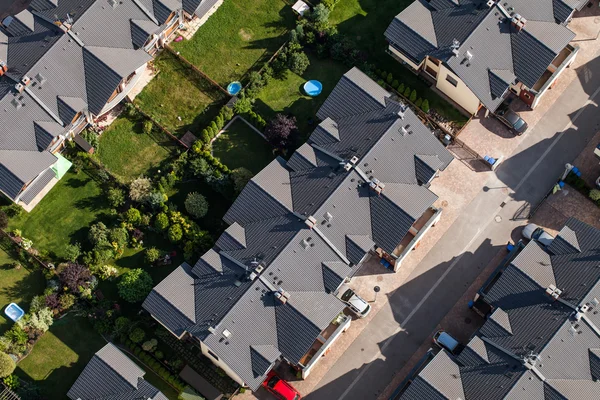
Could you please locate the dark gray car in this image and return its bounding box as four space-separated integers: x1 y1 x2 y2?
496 104 528 135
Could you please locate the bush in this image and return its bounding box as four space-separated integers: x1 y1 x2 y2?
421 99 430 113
409 89 417 103
129 177 152 203
108 188 125 208
201 130 211 144
145 248 160 264
59 293 76 311
233 96 253 114
289 52 310 75
231 168 253 194
0 353 15 378
590 189 600 202
379 70 387 79
386 73 393 84
322 0 339 10
81 130 99 149
124 208 142 225
130 328 146 343
154 212 169 231
59 264 91 292
97 264 118 280
216 115 224 130
0 211 7 229
142 339 158 352
154 350 164 360
184 192 209 219
88 222 109 246
220 106 234 121
403 86 411 98
118 269 153 303
3 374 19 390
391 80 399 89
265 114 297 149
415 98 423 108
143 120 153 135
64 242 81 263
397 83 405 94
168 224 183 243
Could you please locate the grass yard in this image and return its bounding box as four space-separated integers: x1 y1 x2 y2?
255 54 349 141
0 246 45 335
8 170 109 260
172 0 296 86
135 52 228 136
97 116 175 182
330 0 468 124
212 118 274 174
15 315 106 398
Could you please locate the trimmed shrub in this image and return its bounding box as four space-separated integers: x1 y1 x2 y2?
290 52 310 75
64 242 81 263
398 83 405 94
409 89 417 103
145 247 160 264
415 98 423 108
124 208 142 225
155 212 169 231
130 328 146 343
421 99 430 113
0 353 15 378
379 70 387 79
168 224 183 243
184 192 209 219
107 188 125 208
129 177 152 203
403 86 411 98
391 80 399 89
143 120 153 135
118 269 153 303
590 189 600 202
386 73 393 84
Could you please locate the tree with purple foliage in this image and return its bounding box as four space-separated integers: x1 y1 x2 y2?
44 293 60 310
264 114 297 150
59 263 92 293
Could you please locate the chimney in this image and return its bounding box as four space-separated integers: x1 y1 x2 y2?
274 288 291 304
486 0 495 7
369 178 385 195
14 83 24 94
511 14 526 33
305 216 317 229
0 61 7 77
21 76 31 86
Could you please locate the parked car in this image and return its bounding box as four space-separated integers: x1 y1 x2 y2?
263 371 301 400
522 223 554 247
433 330 460 354
495 103 528 135
337 284 371 318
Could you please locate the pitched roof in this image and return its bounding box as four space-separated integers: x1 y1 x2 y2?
67 343 168 400
386 0 576 111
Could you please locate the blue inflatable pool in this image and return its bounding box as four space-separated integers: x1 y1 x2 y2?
304 80 323 96
5 303 25 322
227 81 242 95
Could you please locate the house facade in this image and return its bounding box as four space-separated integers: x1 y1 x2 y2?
67 343 168 400
0 0 223 211
385 0 586 115
398 218 600 399
143 68 454 391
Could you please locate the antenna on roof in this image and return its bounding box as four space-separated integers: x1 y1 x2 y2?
451 38 461 57
66 13 73 25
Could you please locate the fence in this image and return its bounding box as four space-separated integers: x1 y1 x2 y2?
130 102 191 149
0 228 50 270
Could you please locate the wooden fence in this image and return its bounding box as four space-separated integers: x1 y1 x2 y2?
0 228 50 270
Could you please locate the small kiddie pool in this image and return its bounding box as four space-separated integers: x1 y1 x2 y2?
303 80 323 97
227 81 242 96
5 303 25 322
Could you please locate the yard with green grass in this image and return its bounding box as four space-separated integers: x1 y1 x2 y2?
255 54 349 140
97 116 175 182
212 118 274 173
0 245 45 335
329 0 468 124
135 52 228 136
172 0 295 86
8 170 108 260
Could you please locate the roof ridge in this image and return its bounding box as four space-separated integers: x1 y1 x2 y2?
94 352 140 391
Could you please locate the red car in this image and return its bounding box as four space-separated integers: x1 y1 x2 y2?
262 371 301 400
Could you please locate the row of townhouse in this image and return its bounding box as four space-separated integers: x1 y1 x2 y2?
384 0 588 115
399 218 600 399
142 68 455 391
0 0 223 211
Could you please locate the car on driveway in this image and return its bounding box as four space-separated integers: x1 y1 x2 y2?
433 330 461 354
263 371 301 400
522 223 554 247
337 284 371 318
495 103 528 135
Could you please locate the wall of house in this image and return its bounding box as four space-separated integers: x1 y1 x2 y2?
199 341 247 387
393 207 442 272
387 45 423 72
302 315 351 379
96 63 147 118
531 45 580 109
434 65 480 115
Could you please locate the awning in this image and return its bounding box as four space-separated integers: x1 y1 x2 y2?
51 154 72 180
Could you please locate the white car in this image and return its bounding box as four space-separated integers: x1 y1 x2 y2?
522 223 554 247
337 284 371 318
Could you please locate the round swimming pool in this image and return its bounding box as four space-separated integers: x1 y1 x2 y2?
304 80 323 97
227 81 242 96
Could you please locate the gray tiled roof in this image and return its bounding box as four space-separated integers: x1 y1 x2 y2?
67 343 167 400
20 167 55 205
387 0 576 111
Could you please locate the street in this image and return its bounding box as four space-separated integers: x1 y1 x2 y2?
306 56 600 400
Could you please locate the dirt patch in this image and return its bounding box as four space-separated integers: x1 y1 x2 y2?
238 28 253 41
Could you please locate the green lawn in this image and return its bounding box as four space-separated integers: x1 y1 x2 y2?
97 116 174 182
0 246 45 334
330 0 468 124
16 315 107 398
255 54 349 141
135 52 228 136
172 0 296 86
9 170 109 260
212 118 274 173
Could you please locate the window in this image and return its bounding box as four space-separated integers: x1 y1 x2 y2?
445 74 458 87
207 350 219 361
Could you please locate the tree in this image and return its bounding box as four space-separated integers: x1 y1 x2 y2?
409 89 417 103
231 168 253 193
88 222 109 246
265 114 297 149
403 86 411 98
391 80 399 89
142 120 153 135
415 98 423 108
154 212 169 231
0 353 15 378
129 327 145 343
185 192 209 219
398 83 405 94
59 264 91 292
145 247 160 263
129 177 152 202
220 106 234 121
215 115 224 130
386 73 393 84
421 99 430 113
168 224 183 243
0 211 7 229
107 188 125 208
109 227 129 248
124 208 142 225
64 242 81 262
201 130 211 144
118 269 153 303
309 3 330 26
289 52 310 75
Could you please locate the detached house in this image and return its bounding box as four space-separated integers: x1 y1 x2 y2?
399 218 600 399
67 343 168 400
385 0 585 115
143 68 453 391
0 0 222 210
